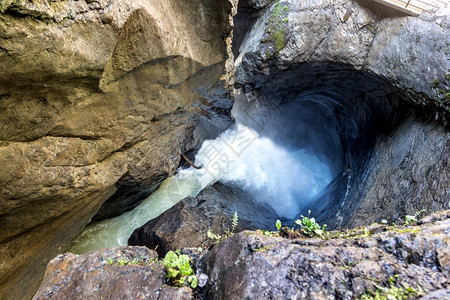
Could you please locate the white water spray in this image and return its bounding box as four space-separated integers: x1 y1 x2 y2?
70 107 333 254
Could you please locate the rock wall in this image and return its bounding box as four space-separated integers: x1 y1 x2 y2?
32 246 193 300
232 0 449 227
235 0 449 122
202 211 450 299
0 1 235 299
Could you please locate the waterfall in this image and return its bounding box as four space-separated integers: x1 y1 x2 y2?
69 97 333 254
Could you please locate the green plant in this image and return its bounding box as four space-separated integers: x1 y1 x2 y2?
163 250 198 289
276 219 282 231
207 230 222 241
260 229 276 236
432 78 440 87
405 209 426 225
295 210 327 238
363 227 370 237
231 211 238 234
359 275 424 299
207 211 239 243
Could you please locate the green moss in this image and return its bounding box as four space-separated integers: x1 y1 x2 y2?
254 244 275 252
391 227 420 234
106 256 156 266
273 28 287 54
432 78 440 87
360 279 424 300
260 2 289 59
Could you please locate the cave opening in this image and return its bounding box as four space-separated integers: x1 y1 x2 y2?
226 62 423 228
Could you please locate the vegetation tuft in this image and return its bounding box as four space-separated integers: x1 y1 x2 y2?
207 211 239 243
360 275 424 300
260 1 290 58
163 250 198 289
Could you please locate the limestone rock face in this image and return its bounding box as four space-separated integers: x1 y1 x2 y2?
32 246 193 300
128 183 279 257
0 0 234 298
231 0 449 228
235 0 449 122
338 118 450 228
202 211 450 299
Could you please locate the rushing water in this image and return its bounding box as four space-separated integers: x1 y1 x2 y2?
70 117 333 254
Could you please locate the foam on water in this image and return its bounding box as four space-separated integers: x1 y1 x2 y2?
69 123 333 253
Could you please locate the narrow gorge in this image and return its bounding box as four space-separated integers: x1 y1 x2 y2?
0 0 448 299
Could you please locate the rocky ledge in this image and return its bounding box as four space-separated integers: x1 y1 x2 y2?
34 210 449 299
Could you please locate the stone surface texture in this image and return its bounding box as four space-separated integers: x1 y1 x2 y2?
128 183 278 257
33 211 450 299
0 0 235 298
235 0 449 122
232 0 450 228
202 210 450 299
32 246 193 300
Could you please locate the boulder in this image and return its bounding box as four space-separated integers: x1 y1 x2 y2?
32 246 192 300
33 210 450 299
201 210 450 299
129 182 279 257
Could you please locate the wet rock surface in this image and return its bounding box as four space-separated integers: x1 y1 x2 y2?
201 210 450 299
32 246 192 300
129 182 278 257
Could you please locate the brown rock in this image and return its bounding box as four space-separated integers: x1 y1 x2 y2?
32 246 192 300
0 0 235 298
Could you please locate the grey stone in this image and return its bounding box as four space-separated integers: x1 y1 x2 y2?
128 182 279 257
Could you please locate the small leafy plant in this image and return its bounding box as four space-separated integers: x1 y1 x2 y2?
276 219 282 231
231 211 238 234
207 211 239 243
405 209 426 225
295 210 327 238
163 250 198 289
207 230 222 241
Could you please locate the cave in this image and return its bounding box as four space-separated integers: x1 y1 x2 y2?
229 63 448 229
223 0 449 229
